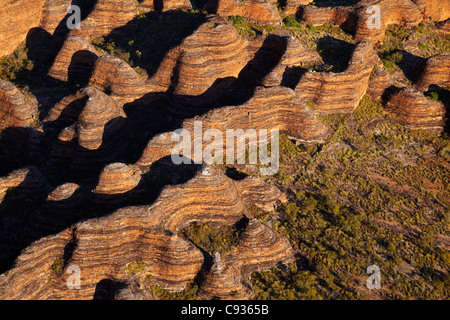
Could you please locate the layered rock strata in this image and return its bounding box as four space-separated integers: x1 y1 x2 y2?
137 86 331 167
39 0 73 35
197 252 253 300
48 36 101 83
412 0 450 22
295 0 445 44
47 87 128 174
88 54 149 104
206 0 282 25
258 29 322 87
0 0 45 57
198 218 296 300
147 15 252 105
384 87 446 134
0 80 39 131
295 40 379 115
229 218 295 277
70 0 138 40
0 166 292 299
416 53 450 91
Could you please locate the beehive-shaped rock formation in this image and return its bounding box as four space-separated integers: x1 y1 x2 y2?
88 54 149 104
259 29 322 87
416 53 450 91
93 163 142 195
39 0 73 35
384 87 446 134
70 0 138 40
230 218 296 276
0 80 39 131
295 0 444 44
148 15 251 104
197 252 253 300
0 167 47 203
47 87 128 174
295 41 379 114
48 36 100 82
0 165 289 299
137 86 330 167
0 0 45 57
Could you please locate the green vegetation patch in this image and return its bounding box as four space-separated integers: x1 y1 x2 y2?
180 223 240 256
252 95 450 300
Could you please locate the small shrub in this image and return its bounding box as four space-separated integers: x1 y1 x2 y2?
283 16 301 29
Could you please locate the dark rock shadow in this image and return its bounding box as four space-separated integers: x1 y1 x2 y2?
0 127 44 177
311 0 361 7
68 50 98 86
218 31 288 106
281 66 308 89
317 36 355 73
93 278 116 300
397 50 426 83
94 10 206 78
0 154 202 275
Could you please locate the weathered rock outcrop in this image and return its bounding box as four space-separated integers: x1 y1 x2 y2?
197 252 253 300
70 0 138 40
0 167 47 203
48 36 100 82
416 53 450 91
148 15 252 104
353 0 424 44
367 66 391 102
0 0 45 57
90 162 143 207
137 86 330 167
88 15 252 106
0 80 39 131
295 40 379 114
2 0 449 302
88 54 148 104
412 0 450 22
296 0 443 44
284 0 313 16
93 163 142 196
384 87 446 134
206 0 282 25
149 166 284 233
230 218 295 276
137 0 193 11
47 87 128 174
39 0 73 35
259 29 322 87
298 4 355 28
0 165 290 299
198 218 296 300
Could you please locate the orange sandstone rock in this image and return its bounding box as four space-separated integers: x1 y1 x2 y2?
206 0 282 25
416 53 450 91
295 41 379 114
384 87 446 134
0 80 39 131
